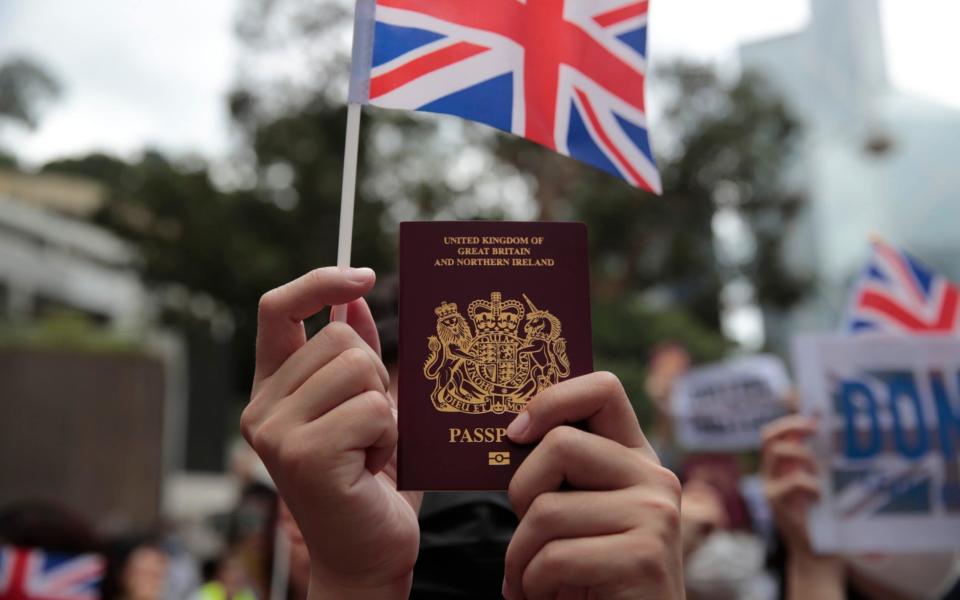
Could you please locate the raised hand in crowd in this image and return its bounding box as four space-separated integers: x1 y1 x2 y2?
761 415 844 600
240 267 422 599
679 480 727 560
503 372 685 600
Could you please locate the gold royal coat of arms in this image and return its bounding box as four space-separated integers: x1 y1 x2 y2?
424 292 571 414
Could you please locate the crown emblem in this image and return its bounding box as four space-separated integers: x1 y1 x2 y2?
434 301 459 319
425 291 571 415
468 292 524 333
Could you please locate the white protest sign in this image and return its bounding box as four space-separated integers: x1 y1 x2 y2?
793 334 960 553
671 354 791 451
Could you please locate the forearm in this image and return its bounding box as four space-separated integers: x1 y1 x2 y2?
786 553 844 600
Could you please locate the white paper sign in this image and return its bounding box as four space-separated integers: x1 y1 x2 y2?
793 334 960 553
671 354 791 451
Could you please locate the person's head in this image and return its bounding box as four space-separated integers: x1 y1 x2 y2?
0 500 100 553
100 536 168 600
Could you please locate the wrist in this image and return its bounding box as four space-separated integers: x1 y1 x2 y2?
308 566 412 600
788 551 844 577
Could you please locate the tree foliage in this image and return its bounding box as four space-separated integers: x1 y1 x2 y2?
0 57 61 130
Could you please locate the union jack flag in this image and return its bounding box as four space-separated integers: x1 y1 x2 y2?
843 238 960 334
0 547 104 600
350 0 661 192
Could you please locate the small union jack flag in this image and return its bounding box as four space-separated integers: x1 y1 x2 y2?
349 0 661 192
843 238 960 334
0 547 104 600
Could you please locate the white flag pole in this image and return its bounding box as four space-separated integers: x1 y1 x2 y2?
331 102 363 324
332 0 376 324
269 522 291 600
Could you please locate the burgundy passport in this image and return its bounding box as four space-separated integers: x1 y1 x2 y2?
398 221 593 491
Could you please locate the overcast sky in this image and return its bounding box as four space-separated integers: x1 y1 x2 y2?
1 0 959 167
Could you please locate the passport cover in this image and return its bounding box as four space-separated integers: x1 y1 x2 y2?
398 221 593 491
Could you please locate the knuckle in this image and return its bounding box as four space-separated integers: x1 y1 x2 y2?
321 321 358 350
239 407 257 444
358 390 393 421
341 345 371 369
593 370 626 399
542 425 579 456
250 418 279 458
652 465 683 498
537 539 568 572
527 493 562 530
640 493 681 533
340 347 383 390
257 288 282 316
626 535 669 583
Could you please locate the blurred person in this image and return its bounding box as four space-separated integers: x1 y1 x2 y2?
761 415 960 600
226 482 277 600
195 551 257 600
0 500 101 554
644 341 692 472
680 458 775 600
240 267 685 599
101 536 169 600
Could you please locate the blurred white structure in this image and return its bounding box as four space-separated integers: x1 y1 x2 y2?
740 0 960 348
0 169 149 328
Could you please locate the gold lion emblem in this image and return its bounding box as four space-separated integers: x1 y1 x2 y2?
424 292 570 414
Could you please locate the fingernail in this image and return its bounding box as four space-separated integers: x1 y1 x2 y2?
347 267 374 283
507 411 530 440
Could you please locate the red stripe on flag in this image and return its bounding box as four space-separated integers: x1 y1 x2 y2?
594 2 648 27
859 288 959 332
574 88 651 191
937 286 960 330
369 42 489 100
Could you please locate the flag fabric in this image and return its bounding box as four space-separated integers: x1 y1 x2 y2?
0 546 104 600
348 0 661 193
843 238 960 334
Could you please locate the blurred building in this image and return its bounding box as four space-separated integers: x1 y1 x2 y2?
0 169 147 328
740 0 960 348
0 169 238 538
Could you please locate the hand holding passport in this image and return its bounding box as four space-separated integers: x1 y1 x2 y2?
240 223 684 600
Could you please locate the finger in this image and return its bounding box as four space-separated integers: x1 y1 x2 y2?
309 390 398 476
766 470 821 504
258 321 388 403
506 372 656 461
255 267 376 382
276 346 387 428
508 426 677 518
519 533 680 600
762 440 817 478
345 297 382 357
504 488 660 599
761 414 817 447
